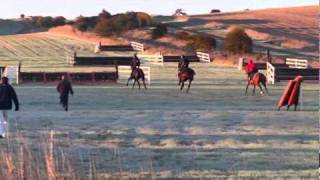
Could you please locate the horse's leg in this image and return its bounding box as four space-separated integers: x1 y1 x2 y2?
137 79 141 90
132 79 136 89
245 81 249 95
126 77 131 86
142 78 147 90
186 79 192 93
262 81 269 95
258 84 264 95
180 81 185 91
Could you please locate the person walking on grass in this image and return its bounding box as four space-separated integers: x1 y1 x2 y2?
0 77 19 138
57 75 74 111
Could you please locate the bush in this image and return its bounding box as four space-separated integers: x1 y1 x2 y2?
185 34 216 51
224 27 252 54
176 31 191 40
30 16 66 28
94 12 141 37
152 23 168 39
136 12 152 27
73 16 97 32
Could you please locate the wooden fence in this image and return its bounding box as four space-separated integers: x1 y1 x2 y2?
266 62 319 84
19 72 118 84
196 52 211 63
118 66 151 84
70 56 132 66
131 42 144 52
286 58 308 69
2 66 19 85
137 54 163 66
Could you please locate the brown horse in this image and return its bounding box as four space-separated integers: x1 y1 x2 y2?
126 67 147 89
178 58 195 93
245 72 269 95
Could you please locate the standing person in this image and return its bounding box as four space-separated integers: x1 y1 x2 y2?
245 59 258 80
57 75 74 111
0 77 19 138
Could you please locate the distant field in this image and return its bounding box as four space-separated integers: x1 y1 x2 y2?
0 32 134 71
160 6 319 59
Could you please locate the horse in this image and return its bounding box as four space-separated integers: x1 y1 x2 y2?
126 67 147 89
178 57 195 93
245 72 269 95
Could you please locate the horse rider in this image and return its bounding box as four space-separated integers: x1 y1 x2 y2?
245 59 258 80
131 53 141 70
179 55 190 71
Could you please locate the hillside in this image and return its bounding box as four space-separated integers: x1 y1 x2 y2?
159 6 319 60
0 19 42 35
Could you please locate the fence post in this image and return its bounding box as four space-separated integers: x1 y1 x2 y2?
238 58 244 70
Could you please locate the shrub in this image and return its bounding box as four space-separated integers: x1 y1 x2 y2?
152 23 168 39
224 27 252 54
73 16 97 32
176 31 191 40
185 34 216 51
136 12 152 27
52 16 66 26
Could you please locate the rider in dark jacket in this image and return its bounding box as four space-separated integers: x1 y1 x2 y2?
0 77 19 111
131 53 141 70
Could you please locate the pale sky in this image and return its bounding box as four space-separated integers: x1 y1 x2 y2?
0 0 317 19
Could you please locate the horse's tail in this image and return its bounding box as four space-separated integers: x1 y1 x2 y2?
190 68 196 76
259 73 267 84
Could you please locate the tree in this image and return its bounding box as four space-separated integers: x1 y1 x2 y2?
224 27 252 54
152 23 168 39
20 14 25 19
97 9 111 22
173 9 187 16
52 16 66 26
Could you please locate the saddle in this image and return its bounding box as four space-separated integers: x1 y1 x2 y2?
249 73 259 84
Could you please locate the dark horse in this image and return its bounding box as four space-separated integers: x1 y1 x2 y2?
178 56 195 93
245 72 269 95
126 54 147 89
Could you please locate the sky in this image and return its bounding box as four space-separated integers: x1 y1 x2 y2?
0 0 317 19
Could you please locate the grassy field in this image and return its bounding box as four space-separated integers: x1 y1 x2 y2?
0 63 318 179
0 32 134 72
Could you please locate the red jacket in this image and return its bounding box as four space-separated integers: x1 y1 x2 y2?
246 62 256 73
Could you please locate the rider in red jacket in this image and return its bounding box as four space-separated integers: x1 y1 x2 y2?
245 59 258 80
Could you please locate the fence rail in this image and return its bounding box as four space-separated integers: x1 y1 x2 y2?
131 42 144 52
118 66 150 84
196 52 210 63
266 62 276 84
137 53 163 65
286 58 308 69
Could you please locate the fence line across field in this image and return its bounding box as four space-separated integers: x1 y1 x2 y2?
286 58 308 69
118 66 151 85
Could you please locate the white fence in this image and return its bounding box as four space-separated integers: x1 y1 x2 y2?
286 58 308 69
238 58 245 70
266 62 276 85
196 52 210 63
131 42 144 52
118 66 151 84
137 53 163 66
3 66 19 85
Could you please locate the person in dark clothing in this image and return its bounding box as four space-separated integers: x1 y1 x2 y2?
0 77 19 138
178 55 190 72
57 75 73 111
131 53 141 70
